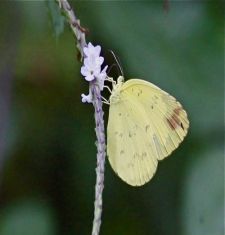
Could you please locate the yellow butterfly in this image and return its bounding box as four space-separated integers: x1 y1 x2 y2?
106 76 189 186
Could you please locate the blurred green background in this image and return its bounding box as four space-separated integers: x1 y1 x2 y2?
0 1 224 235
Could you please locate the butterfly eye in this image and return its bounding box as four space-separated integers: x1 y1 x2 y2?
117 76 124 83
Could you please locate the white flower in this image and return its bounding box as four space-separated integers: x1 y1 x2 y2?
81 92 92 103
81 42 108 102
83 42 101 58
81 62 100 81
81 43 104 82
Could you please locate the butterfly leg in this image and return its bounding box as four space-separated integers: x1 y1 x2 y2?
105 76 116 86
101 96 110 105
104 85 112 93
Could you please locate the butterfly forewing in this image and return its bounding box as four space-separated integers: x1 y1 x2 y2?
107 78 189 186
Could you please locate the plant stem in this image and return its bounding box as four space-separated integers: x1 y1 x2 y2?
91 82 106 235
57 1 106 234
57 0 87 58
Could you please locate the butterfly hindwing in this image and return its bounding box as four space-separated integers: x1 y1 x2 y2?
107 99 158 186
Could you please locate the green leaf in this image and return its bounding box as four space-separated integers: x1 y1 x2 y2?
46 0 65 38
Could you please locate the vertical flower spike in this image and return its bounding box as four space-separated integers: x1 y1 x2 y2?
57 1 107 235
81 43 108 103
80 43 108 234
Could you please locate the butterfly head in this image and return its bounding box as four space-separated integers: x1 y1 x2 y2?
110 76 125 104
117 76 124 84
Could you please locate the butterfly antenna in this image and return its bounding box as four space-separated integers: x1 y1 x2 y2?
109 50 124 77
107 63 118 75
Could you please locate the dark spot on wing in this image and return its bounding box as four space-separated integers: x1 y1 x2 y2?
119 133 123 138
145 125 150 132
118 113 122 116
128 162 134 168
120 150 125 155
142 152 147 157
140 152 147 160
181 122 184 130
166 107 182 130
174 107 182 115
167 117 177 130
137 89 142 96
133 153 138 159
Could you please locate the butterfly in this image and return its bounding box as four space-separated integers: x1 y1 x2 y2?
106 76 189 186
